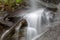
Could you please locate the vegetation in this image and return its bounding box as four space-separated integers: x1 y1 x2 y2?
0 0 59 12
0 0 26 12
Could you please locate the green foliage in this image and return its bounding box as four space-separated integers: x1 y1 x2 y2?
4 0 8 3
0 0 26 12
3 0 24 4
16 0 24 3
0 0 24 5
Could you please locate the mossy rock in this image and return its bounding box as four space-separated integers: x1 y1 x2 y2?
16 0 24 4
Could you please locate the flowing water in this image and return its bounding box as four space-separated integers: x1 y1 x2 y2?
23 0 54 40
1 0 54 40
23 9 54 40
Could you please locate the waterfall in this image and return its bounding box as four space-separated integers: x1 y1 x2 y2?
23 0 54 40
29 0 38 10
23 9 54 40
0 0 54 40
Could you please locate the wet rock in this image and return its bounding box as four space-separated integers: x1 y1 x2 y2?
36 23 60 40
47 7 58 12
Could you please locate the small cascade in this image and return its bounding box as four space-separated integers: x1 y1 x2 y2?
23 9 54 40
0 0 55 40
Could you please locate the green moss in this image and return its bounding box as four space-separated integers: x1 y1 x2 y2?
4 0 8 3
0 0 24 5
16 0 24 3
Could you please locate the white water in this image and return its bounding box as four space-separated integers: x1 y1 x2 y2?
29 0 37 10
23 9 53 40
23 0 54 40
0 0 54 40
